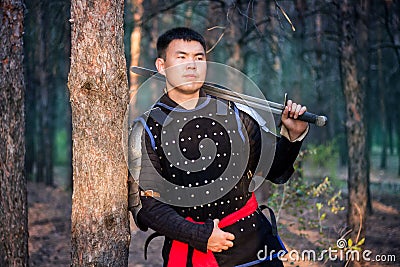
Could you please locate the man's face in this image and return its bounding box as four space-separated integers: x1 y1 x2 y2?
156 39 207 95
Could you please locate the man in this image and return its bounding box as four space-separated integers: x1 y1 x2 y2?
130 27 308 267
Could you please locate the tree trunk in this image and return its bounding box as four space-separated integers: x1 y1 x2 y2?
0 0 29 266
377 34 387 170
68 0 130 266
338 0 369 260
129 0 144 99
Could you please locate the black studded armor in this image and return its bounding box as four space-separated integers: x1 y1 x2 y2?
135 89 303 267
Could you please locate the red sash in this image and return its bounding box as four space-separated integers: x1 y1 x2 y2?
167 193 258 267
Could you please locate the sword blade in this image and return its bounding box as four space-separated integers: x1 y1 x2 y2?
130 66 327 126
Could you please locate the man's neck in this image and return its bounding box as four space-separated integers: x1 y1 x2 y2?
167 89 200 110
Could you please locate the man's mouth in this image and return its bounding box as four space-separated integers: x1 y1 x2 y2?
183 74 197 79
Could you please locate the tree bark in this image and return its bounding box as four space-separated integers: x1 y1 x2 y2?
0 0 29 266
68 0 130 266
338 0 369 261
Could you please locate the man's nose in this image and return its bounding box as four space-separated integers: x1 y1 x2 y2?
186 59 197 69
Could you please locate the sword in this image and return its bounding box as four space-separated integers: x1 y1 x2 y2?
130 66 327 127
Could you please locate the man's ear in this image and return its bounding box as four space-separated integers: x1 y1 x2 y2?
155 58 166 75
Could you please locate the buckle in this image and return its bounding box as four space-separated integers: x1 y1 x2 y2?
246 170 253 179
140 190 160 198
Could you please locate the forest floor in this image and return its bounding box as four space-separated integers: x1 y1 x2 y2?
28 160 399 267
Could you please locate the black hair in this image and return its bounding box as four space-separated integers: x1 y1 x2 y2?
157 27 206 59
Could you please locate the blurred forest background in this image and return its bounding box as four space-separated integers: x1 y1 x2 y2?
24 0 400 187
2 0 399 266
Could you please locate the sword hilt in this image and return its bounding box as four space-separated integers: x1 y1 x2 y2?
283 93 328 127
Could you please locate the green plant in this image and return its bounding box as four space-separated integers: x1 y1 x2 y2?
267 152 345 249
304 140 340 180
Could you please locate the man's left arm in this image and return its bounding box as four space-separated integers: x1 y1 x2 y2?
265 100 309 183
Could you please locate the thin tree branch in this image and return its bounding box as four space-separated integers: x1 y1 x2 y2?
274 0 296 31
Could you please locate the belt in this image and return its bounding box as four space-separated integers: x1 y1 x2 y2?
167 193 258 267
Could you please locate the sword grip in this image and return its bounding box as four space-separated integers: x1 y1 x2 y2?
298 112 328 127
